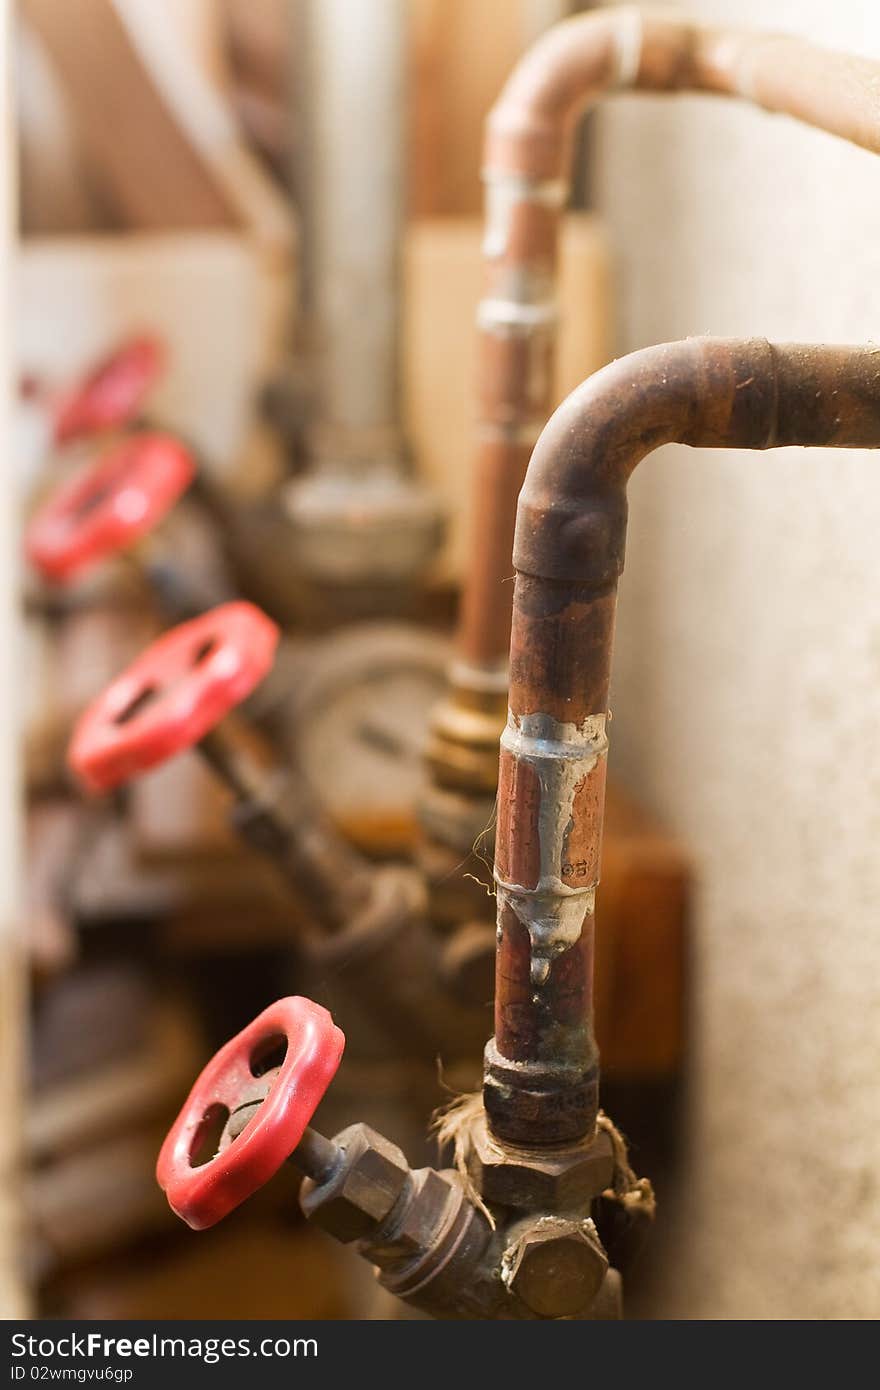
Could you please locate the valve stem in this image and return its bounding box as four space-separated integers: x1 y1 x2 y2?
290 1126 342 1184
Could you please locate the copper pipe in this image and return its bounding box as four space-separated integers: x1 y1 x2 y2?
455 6 880 680
485 337 880 1145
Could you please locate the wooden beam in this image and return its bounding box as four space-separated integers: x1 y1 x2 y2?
22 0 292 249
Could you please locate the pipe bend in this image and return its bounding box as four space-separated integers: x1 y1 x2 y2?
513 336 880 586
485 8 694 177
486 6 880 180
454 9 880 670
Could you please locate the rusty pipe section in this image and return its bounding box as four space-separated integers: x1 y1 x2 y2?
433 8 880 796
486 337 880 1146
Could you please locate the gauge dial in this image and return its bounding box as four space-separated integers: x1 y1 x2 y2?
282 623 449 856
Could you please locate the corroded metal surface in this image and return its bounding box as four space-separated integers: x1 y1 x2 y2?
431 9 880 803
298 1119 620 1319
502 1213 609 1318
496 710 607 987
468 6 880 667
464 1108 615 1211
515 339 880 586
489 336 880 1144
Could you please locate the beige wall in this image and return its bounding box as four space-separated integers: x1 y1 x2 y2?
594 0 880 1318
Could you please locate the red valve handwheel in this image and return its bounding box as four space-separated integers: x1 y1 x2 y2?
25 432 195 583
52 335 166 445
157 997 345 1229
67 601 280 793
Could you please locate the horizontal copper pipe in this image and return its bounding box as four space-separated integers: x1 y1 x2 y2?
456 7 880 674
487 9 880 178
485 337 880 1145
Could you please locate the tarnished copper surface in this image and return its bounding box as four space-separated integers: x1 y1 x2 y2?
455 434 531 671
516 340 880 585
508 579 617 722
457 9 880 677
495 751 542 890
494 905 594 1067
488 336 880 1145
432 9 880 811
486 9 880 180
477 335 553 430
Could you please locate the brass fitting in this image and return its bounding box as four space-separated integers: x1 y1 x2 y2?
464 1108 615 1211
424 665 508 796
297 1116 624 1320
299 1124 409 1243
502 1214 609 1319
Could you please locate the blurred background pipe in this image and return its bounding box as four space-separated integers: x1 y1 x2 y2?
284 0 443 612
427 5 880 813
294 0 403 444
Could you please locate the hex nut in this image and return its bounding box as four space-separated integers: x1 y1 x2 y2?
504 1216 609 1318
299 1123 409 1243
466 1111 615 1211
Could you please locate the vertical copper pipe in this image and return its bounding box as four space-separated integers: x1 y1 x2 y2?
433 10 880 800
485 338 880 1145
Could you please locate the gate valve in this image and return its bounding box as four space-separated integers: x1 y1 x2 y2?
156 995 465 1301
64 600 369 933
34 335 276 619
157 998 622 1319
26 432 195 586
64 599 398 933
67 601 279 793
51 335 165 447
66 608 486 1059
157 996 345 1229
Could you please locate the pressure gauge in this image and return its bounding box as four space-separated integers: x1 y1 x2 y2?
281 623 450 857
